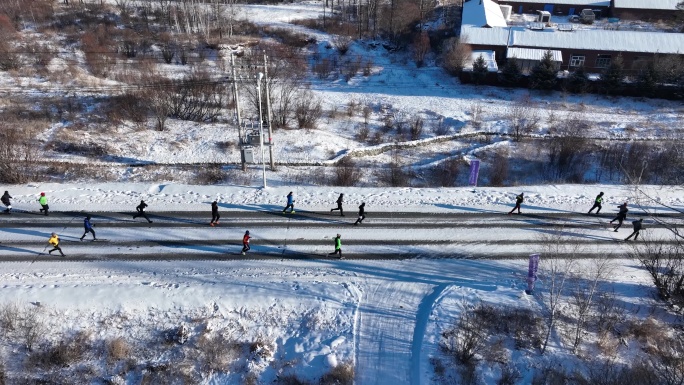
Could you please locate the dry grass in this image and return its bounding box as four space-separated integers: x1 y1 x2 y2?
107 337 130 362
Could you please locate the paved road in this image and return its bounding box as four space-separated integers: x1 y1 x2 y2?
0 210 679 262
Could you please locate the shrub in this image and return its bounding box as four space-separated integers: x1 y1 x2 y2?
0 302 19 336
107 337 131 362
294 91 323 129
28 330 91 368
193 165 226 185
441 36 471 75
441 302 487 364
427 158 462 187
333 157 361 187
320 362 354 385
197 333 240 373
409 117 424 140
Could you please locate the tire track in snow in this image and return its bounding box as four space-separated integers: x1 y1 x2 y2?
410 283 450 385
355 280 431 384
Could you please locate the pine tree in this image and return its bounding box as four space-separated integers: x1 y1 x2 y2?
566 66 589 94
637 60 659 97
529 50 557 90
471 54 488 85
600 54 624 95
499 57 522 87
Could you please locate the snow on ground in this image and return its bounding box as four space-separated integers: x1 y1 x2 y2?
1 182 682 214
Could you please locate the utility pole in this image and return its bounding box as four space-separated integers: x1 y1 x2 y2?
264 53 275 170
231 52 246 171
257 73 267 189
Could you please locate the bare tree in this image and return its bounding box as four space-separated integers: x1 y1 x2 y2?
508 95 540 141
412 31 431 67
0 121 41 183
569 256 613 352
442 36 471 75
538 228 581 354
631 239 684 309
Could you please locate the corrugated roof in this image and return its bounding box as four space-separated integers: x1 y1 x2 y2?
507 47 563 61
612 0 679 10
498 0 609 5
462 0 508 28
460 25 512 45
511 29 684 54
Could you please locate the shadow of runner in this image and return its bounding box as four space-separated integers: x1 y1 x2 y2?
0 244 43 255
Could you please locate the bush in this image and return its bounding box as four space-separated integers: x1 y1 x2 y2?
193 165 226 185
197 333 240 373
107 337 131 362
28 331 91 368
294 91 323 129
320 362 354 385
441 302 487 364
441 37 470 75
333 158 361 187
0 302 19 336
427 158 462 187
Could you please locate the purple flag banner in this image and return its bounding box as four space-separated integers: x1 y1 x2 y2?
468 159 480 186
526 253 540 294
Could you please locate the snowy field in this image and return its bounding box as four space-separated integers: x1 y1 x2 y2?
0 1 682 383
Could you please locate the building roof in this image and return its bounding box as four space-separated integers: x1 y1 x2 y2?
511 29 684 54
497 0 609 5
612 0 680 10
462 0 508 28
461 25 512 46
507 47 563 61
465 50 500 71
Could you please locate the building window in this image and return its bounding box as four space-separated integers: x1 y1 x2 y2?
570 55 585 67
596 54 611 68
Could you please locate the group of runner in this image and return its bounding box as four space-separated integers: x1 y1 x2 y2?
1 190 645 258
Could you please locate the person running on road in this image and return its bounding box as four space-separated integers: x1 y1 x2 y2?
133 200 153 223
328 234 343 259
610 202 628 231
508 193 524 215
1 191 11 213
330 193 345 216
282 192 295 214
241 230 251 255
625 218 643 241
587 192 604 214
210 200 220 226
80 215 97 241
354 202 366 225
38 192 49 216
48 232 65 256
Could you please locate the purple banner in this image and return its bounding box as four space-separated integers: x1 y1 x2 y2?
468 160 480 186
526 253 540 293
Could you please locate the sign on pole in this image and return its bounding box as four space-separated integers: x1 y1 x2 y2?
468 159 480 186
526 253 540 295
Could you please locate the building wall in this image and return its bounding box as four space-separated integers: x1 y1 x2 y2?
610 8 677 21
517 47 677 74
496 1 609 16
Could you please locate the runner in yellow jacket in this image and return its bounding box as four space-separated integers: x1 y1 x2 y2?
48 233 65 256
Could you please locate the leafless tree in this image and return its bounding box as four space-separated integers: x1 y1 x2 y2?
508 96 540 141
412 31 431 67
538 228 581 354
293 90 323 129
569 256 613 352
442 36 471 75
0 121 41 183
630 239 684 309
